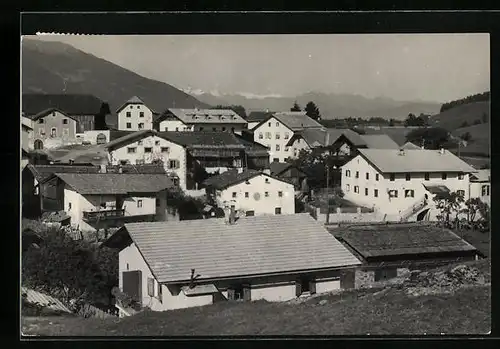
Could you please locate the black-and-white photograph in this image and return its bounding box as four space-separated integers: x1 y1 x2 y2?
21 31 490 336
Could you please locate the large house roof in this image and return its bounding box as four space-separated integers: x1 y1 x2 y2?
334 223 477 261
106 213 361 283
288 128 366 148
470 169 490 182
48 173 175 195
359 134 400 149
162 108 247 125
31 108 79 122
270 112 323 131
203 169 290 190
354 148 477 173
247 111 275 123
22 94 106 117
233 134 269 156
115 96 148 113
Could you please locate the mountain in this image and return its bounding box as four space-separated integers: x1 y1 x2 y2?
194 91 441 120
22 39 210 127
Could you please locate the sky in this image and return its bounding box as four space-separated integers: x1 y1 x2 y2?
30 34 490 103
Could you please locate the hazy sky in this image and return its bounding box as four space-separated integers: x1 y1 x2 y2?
30 34 490 102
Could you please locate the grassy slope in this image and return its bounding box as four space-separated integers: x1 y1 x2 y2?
429 101 490 131
22 260 491 336
449 123 490 157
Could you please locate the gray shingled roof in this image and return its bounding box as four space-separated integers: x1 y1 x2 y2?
119 213 362 283
167 108 247 125
470 169 490 182
103 130 156 150
337 224 477 260
203 169 271 190
271 112 323 131
269 162 293 176
356 148 477 173
289 128 366 148
359 134 400 149
115 96 147 113
247 111 275 122
158 131 245 149
52 173 175 195
31 108 78 122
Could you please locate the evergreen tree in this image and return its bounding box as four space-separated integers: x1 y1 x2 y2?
290 101 302 112
304 101 321 120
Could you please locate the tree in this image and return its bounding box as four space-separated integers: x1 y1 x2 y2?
290 101 302 112
460 121 469 128
460 132 472 142
405 127 450 149
304 101 321 120
388 118 396 127
433 191 465 228
213 105 247 119
404 113 426 127
473 119 482 125
461 198 483 224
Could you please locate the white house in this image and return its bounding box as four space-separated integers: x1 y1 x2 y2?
203 169 295 216
102 213 361 315
153 108 248 134
341 148 477 220
38 171 177 233
116 96 155 131
469 169 491 206
31 108 79 150
251 111 324 163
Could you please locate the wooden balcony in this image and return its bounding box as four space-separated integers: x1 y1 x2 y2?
82 209 125 222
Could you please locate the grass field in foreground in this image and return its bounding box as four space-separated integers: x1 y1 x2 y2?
22 282 490 336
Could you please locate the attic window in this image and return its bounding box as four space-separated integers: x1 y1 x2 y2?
38 119 44 124
52 112 56 116
265 178 270 184
62 119 68 125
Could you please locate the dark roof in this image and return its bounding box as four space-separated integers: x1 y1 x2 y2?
104 130 156 150
203 169 290 190
41 211 71 223
247 111 275 122
50 173 175 195
269 162 293 176
22 94 106 117
335 223 477 261
115 96 147 113
234 134 269 156
31 108 78 122
158 131 245 149
109 130 136 141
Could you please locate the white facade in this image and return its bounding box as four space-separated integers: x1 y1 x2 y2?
118 242 343 313
248 121 260 130
341 154 471 217
158 119 194 132
117 103 154 131
253 117 295 163
286 137 313 158
108 135 187 189
209 174 295 216
469 181 491 206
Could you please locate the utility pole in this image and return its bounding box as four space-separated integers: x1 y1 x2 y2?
326 162 330 224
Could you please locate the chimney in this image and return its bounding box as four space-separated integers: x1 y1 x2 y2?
265 108 269 113
263 168 271 175
440 148 445 154
100 164 107 173
398 148 405 156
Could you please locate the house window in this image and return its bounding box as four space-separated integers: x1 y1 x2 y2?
144 147 152 153
127 147 136 153
212 127 217 131
156 198 160 207
375 174 379 181
137 200 143 208
130 106 133 109
38 118 44 124
265 178 270 184
276 122 279 127
246 210 255 216
355 171 359 179
346 184 350 192
365 188 368 196
366 172 369 180
265 192 269 197
285 146 290 152
458 173 464 180
157 281 162 302
138 140 143 145
424 173 430 181
296 276 316 296
126 112 131 117
227 284 251 301
405 189 415 198
284 132 289 139
390 173 395 181
232 192 237 198
62 119 68 124
155 140 160 146
278 191 283 197
345 170 351 177
161 147 169 153
374 268 398 282
457 190 465 197
481 185 490 196
175 127 179 131
276 145 280 151
39 128 45 136
265 132 271 139
374 189 378 197
164 127 168 131
147 277 155 297
258 132 263 139
275 207 282 214
139 112 144 118
169 160 179 169
138 123 144 129
442 173 447 180
276 133 280 139
354 186 359 193
120 160 128 165
406 173 411 181
68 202 72 211
245 192 249 198
50 128 57 137
389 190 398 198
126 123 132 129
268 122 271 127
199 127 204 131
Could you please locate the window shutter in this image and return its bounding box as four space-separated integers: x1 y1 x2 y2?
309 280 316 294
147 277 154 297
227 289 235 301
295 280 302 297
243 285 251 301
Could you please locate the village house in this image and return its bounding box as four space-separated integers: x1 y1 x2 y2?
340 148 477 221
116 96 156 132
269 161 308 191
331 223 480 288
246 110 275 130
153 108 248 134
469 169 491 205
203 169 295 217
233 134 271 171
22 115 34 150
37 171 177 233
248 111 324 163
102 213 361 314
31 108 79 150
22 93 110 134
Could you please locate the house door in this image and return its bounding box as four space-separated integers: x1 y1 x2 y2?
34 139 43 150
340 269 355 290
96 133 107 144
122 270 142 302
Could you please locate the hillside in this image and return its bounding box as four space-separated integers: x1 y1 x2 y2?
449 123 490 157
429 101 490 131
22 260 490 336
22 39 210 126
194 91 441 120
